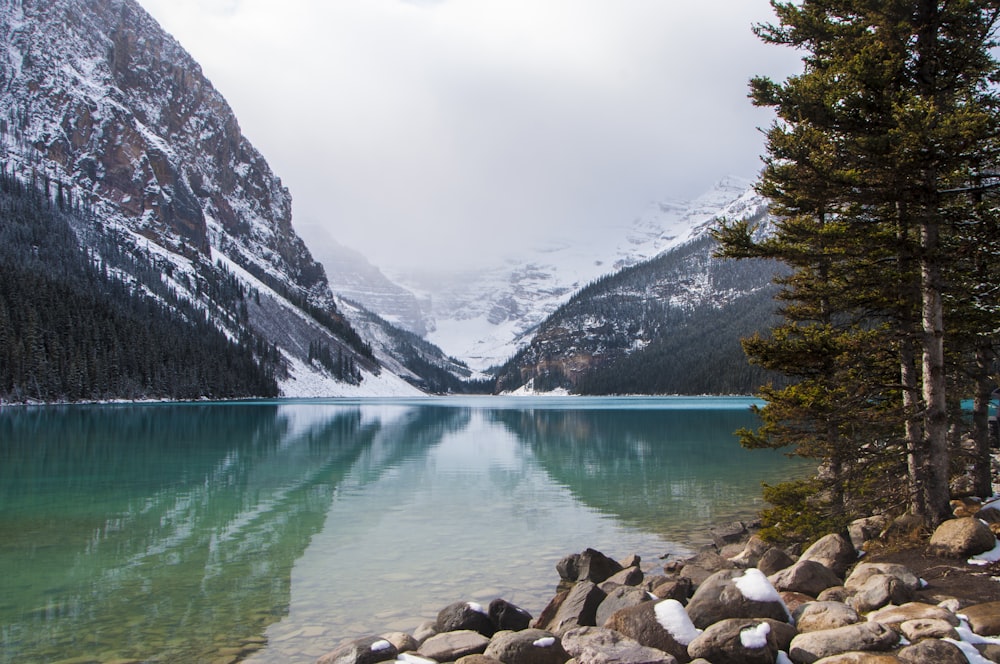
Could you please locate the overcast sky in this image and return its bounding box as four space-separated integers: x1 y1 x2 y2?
136 0 802 271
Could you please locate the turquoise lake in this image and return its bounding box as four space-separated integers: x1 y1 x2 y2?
0 396 810 663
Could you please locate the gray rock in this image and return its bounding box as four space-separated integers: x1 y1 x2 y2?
799 534 857 579
379 632 418 654
561 626 678 664
650 578 692 603
848 515 890 551
793 602 861 633
603 566 644 588
437 600 496 636
897 638 967 664
541 581 607 635
417 630 490 661
559 554 582 582
844 563 921 594
489 598 533 632
866 602 959 629
596 585 652 627
898 618 959 642
413 620 438 645
769 561 843 597
960 601 1000 636
809 654 901 663
728 535 772 569
675 550 737 586
757 548 797 576
577 549 625 584
928 517 997 558
846 574 916 613
316 636 399 664
787 622 899 664
603 599 697 663
710 521 749 550
687 619 793 664
685 569 791 629
483 628 569 664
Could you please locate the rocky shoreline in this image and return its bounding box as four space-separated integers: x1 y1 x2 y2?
316 498 1000 664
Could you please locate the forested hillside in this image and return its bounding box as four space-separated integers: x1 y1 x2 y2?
0 170 280 401
493 226 786 395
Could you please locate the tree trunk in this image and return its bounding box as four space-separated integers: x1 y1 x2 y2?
920 217 951 526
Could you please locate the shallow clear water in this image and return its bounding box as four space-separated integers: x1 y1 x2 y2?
0 396 809 663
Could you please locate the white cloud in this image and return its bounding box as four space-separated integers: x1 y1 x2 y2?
137 0 801 270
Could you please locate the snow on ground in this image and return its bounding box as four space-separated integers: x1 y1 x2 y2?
279 355 425 398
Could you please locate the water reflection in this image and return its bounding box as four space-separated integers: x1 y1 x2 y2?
0 398 805 664
0 403 408 663
490 407 808 539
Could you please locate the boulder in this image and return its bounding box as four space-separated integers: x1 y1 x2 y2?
793 602 862 634
844 564 920 614
728 535 772 569
561 626 679 664
603 566 644 588
413 621 437 645
799 534 857 579
674 550 737 586
686 618 795 664
417 630 490 661
558 554 582 583
379 632 418 654
757 547 797 576
928 517 997 558
769 561 843 597
844 563 922 594
489 598 533 632
456 656 504 664
437 601 496 636
960 601 1000 637
847 574 916 614
483 628 569 664
781 592 817 615
596 585 652 627
897 618 959 642
650 578 692 603
710 521 749 550
896 638 968 664
848 515 890 551
865 602 959 629
685 569 791 629
816 587 849 603
317 636 399 664
604 599 699 663
577 549 625 584
539 581 607 635
809 654 900 663
787 622 899 664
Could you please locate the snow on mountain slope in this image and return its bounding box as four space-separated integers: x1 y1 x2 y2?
373 177 767 371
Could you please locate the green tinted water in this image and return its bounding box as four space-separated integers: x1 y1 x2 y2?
0 397 808 663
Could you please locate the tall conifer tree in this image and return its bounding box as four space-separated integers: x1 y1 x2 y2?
716 0 1000 529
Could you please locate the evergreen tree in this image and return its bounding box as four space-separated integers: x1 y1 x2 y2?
716 0 1000 531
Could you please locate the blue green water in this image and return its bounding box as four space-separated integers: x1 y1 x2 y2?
0 396 809 663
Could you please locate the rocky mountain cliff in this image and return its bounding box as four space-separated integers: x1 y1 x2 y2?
0 0 459 397
324 177 768 375
493 196 784 395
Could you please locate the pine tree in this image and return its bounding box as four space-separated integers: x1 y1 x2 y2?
716 0 1000 530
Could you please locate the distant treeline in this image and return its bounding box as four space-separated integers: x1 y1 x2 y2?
0 168 280 402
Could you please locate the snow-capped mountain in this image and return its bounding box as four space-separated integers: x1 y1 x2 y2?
494 202 782 395
331 177 768 373
0 0 428 397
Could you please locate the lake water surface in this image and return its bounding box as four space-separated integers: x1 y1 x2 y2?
0 396 809 663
